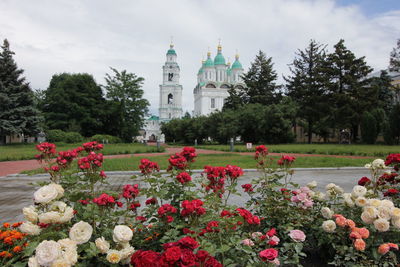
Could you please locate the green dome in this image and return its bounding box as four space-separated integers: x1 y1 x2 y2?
204 56 214 67
232 59 242 69
214 53 226 65
166 44 176 55
198 67 204 74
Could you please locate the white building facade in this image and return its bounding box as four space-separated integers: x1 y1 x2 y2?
141 44 183 142
193 44 245 116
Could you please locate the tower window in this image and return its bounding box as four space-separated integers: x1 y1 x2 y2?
211 98 215 109
168 93 174 104
168 73 173 81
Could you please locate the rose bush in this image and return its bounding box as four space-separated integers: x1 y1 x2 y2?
0 142 399 266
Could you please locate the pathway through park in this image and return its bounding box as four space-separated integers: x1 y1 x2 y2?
0 146 373 176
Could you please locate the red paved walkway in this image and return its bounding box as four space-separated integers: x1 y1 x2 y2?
0 147 372 176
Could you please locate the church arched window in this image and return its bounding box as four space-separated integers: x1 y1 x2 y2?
206 83 216 88
168 93 174 104
168 73 173 81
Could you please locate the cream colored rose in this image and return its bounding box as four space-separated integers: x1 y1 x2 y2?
50 258 69 267
69 221 93 244
50 201 67 212
35 240 61 266
307 181 317 189
322 220 336 233
59 207 74 223
313 192 326 201
95 237 110 254
39 211 62 224
368 199 381 207
50 183 64 199
380 200 394 209
355 197 368 207
363 206 378 219
58 238 77 266
351 185 367 198
391 208 400 219
34 184 59 204
120 245 135 260
361 211 375 224
372 159 386 169
377 206 392 220
393 218 400 229
374 218 390 232
113 225 133 243
321 207 334 219
20 222 41 235
343 194 355 207
325 183 336 190
106 250 122 264
23 206 38 223
28 256 40 267
365 163 371 169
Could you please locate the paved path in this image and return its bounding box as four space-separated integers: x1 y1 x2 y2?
0 168 370 223
0 146 373 176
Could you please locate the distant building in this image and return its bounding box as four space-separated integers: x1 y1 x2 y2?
193 44 245 116
141 43 183 142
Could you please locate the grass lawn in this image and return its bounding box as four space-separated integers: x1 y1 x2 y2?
22 153 372 175
191 144 400 157
0 143 164 161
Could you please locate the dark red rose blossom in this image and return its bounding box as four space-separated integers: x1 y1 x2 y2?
93 193 115 207
358 177 371 186
168 153 188 170
178 236 199 250
78 152 103 170
180 147 197 162
204 256 223 267
82 141 103 152
139 158 160 174
225 164 244 179
131 250 161 267
162 246 182 264
176 172 192 184
266 228 277 237
145 198 157 205
181 199 205 217
384 188 399 196
158 204 177 216
255 145 268 159
196 250 210 262
241 183 253 192
277 155 296 166
122 184 140 199
385 153 400 166
180 248 196 266
35 142 57 161
203 166 226 195
259 248 279 261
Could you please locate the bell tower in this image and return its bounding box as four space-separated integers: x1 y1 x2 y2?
159 42 183 120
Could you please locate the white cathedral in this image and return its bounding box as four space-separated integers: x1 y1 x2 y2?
141 43 244 142
194 44 245 116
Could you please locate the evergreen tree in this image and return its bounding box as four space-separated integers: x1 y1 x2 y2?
103 68 149 142
325 39 373 142
0 39 41 144
223 85 244 110
43 73 106 137
285 40 328 144
369 70 394 113
360 112 377 144
389 39 400 72
241 51 281 105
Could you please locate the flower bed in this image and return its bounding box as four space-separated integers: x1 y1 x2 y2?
1 143 399 266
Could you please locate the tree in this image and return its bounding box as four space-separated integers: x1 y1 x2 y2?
389 39 400 72
0 39 41 144
369 70 394 113
223 85 244 110
43 73 106 137
360 112 377 144
241 51 281 105
325 39 373 142
103 68 149 142
285 40 329 143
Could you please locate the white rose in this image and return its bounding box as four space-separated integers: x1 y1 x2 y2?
372 159 386 169
343 194 355 207
28 256 40 267
351 185 367 198
39 211 62 224
322 220 336 233
120 245 135 260
364 163 371 169
23 206 38 223
34 184 59 204
113 225 133 243
393 218 400 229
325 183 336 190
380 200 395 209
58 238 77 265
321 207 334 219
391 208 400 219
106 249 122 264
361 211 375 224
368 199 381 207
20 222 41 235
313 192 326 201
95 237 110 254
377 206 392 220
355 197 368 207
49 183 64 199
69 221 93 244
307 181 317 189
35 240 61 266
374 218 390 232
334 185 344 194
363 206 378 219
59 207 74 223
50 258 69 267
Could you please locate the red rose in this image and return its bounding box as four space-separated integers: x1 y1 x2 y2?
358 177 371 186
259 248 279 261
241 183 253 192
178 236 199 250
163 246 181 264
196 250 210 262
204 256 223 267
176 172 192 184
180 248 196 266
131 250 161 267
384 188 399 196
266 228 276 237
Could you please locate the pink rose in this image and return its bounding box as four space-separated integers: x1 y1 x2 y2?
303 199 314 208
241 239 254 246
290 195 299 203
289 230 306 242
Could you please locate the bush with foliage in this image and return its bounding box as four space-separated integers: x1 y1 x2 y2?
90 134 122 144
2 144 399 266
45 129 83 143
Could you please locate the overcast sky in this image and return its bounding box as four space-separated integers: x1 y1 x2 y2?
1 0 399 115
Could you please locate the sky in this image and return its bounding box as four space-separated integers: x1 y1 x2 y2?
0 0 399 115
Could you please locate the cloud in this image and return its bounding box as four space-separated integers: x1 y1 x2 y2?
0 0 399 114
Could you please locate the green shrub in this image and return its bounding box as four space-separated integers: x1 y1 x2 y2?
46 129 67 142
64 132 84 143
90 134 122 143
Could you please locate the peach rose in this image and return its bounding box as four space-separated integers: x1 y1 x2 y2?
378 244 390 255
335 215 346 227
354 239 366 251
